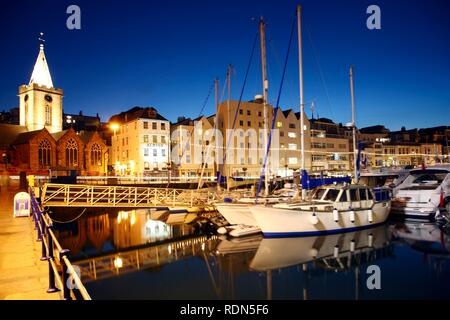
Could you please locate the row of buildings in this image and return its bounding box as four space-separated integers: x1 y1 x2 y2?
1 44 449 178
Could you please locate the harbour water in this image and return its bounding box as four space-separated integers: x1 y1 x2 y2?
51 208 450 300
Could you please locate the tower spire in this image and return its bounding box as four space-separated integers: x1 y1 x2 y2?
29 32 53 88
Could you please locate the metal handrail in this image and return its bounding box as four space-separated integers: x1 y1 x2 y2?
29 186 92 300
41 183 215 208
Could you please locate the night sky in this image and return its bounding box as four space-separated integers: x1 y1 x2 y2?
0 0 449 130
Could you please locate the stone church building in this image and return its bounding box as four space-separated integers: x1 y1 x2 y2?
0 43 108 175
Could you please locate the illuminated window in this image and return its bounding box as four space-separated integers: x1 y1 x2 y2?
65 138 78 167
90 143 102 166
288 143 297 150
153 135 157 143
143 135 149 143
276 122 282 128
288 132 296 138
38 139 51 166
288 157 297 164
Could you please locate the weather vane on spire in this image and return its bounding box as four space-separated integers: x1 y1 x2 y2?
38 32 45 48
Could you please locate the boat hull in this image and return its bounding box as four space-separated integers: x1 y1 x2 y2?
249 201 391 237
215 203 257 226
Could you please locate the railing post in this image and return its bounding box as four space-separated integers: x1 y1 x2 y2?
39 213 48 261
46 224 58 293
36 207 43 242
60 249 72 300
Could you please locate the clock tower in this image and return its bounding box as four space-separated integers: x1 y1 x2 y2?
19 43 63 133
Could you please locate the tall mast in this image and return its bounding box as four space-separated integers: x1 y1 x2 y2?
297 5 306 200
350 66 358 182
227 65 232 191
215 78 221 191
259 17 269 196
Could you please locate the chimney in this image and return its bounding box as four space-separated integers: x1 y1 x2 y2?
254 94 263 103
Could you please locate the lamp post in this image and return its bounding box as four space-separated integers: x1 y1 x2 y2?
110 123 119 175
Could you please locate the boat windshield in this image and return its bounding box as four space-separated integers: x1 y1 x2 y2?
311 188 327 200
409 171 448 185
323 189 341 202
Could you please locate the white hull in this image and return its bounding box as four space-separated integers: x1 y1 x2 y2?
249 201 391 237
215 203 257 226
250 225 389 271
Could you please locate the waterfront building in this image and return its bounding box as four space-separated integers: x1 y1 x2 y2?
215 97 312 178
358 125 390 143
170 115 216 178
309 118 350 173
63 111 102 131
110 107 170 175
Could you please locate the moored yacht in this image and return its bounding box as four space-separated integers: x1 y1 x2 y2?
249 184 391 237
391 165 450 219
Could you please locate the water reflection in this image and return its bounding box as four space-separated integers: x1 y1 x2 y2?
52 208 198 259
52 211 450 299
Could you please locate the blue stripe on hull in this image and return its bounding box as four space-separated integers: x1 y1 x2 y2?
262 222 386 238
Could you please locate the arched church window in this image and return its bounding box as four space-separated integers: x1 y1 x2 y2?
90 143 102 166
45 104 52 125
65 138 78 167
38 139 51 166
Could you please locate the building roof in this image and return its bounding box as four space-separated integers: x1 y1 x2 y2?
29 44 53 88
51 130 68 141
282 109 293 117
12 129 45 145
359 125 389 134
78 131 95 144
0 124 28 147
109 106 168 124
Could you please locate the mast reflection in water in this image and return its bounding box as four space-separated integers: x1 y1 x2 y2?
52 209 450 299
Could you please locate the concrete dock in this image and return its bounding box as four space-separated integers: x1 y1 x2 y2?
0 182 61 300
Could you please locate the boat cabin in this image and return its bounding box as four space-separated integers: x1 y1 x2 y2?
307 185 389 211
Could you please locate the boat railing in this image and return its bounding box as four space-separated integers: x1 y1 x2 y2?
29 185 92 300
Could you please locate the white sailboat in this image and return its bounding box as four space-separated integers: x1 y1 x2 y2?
250 184 391 237
249 6 392 237
215 17 291 233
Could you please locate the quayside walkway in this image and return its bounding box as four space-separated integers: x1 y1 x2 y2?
0 183 61 300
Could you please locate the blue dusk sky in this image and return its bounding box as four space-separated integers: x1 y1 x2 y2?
0 0 449 130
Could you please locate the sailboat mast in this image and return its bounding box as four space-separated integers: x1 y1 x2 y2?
259 17 270 196
350 66 358 182
297 5 306 200
215 78 221 191
227 65 232 191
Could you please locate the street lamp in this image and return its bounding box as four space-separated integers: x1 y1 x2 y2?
110 123 119 135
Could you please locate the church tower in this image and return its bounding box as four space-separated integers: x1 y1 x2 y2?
19 42 63 133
